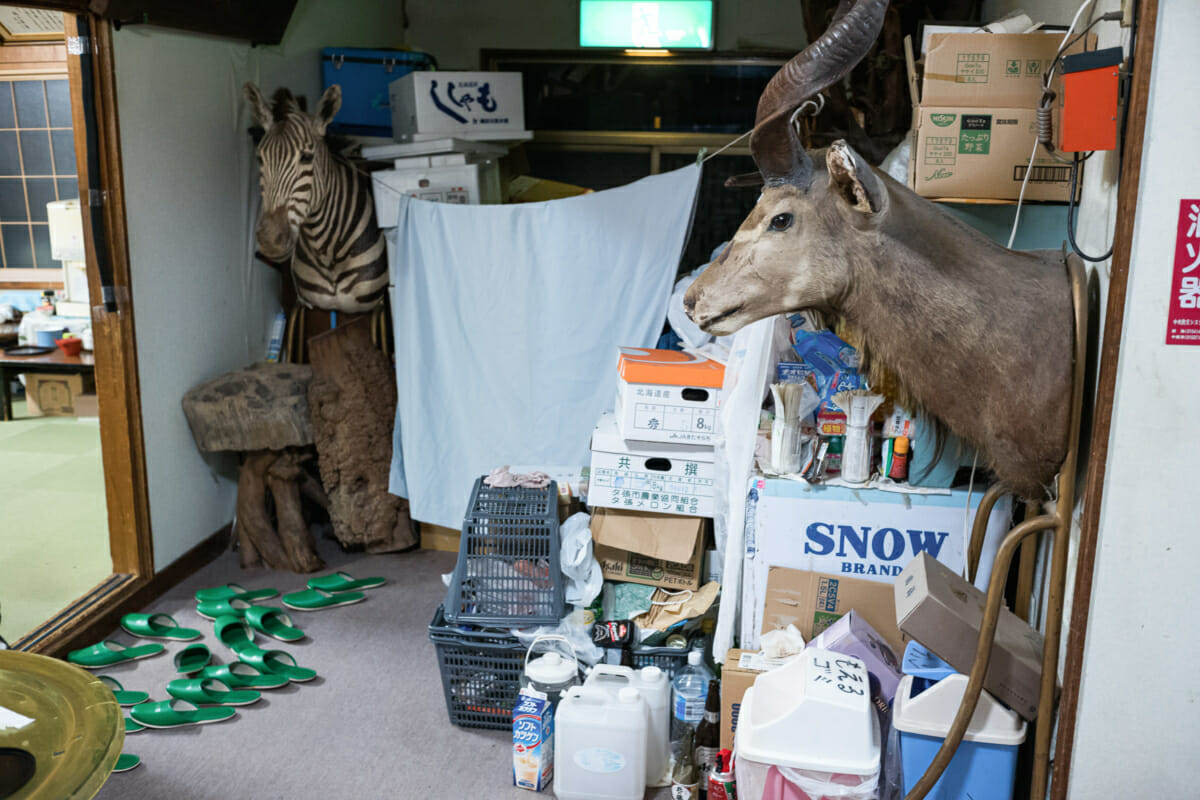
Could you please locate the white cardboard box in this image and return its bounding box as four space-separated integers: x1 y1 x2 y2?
615 347 725 445
739 476 1012 649
389 71 525 140
588 412 714 517
371 154 502 227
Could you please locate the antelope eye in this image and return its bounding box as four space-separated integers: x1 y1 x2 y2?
299 151 314 164
769 213 793 232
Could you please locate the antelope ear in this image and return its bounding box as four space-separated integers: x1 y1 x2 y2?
826 140 886 214
243 82 273 130
314 85 342 135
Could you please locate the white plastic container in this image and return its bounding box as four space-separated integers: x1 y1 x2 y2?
736 648 881 800
555 685 648 800
584 664 671 786
521 634 580 707
892 674 1027 800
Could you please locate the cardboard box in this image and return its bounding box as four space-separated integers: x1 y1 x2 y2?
24 374 98 417
921 33 1094 108
810 609 903 703
588 412 714 517
616 347 725 445
895 552 1044 720
759 566 905 657
909 32 1095 202
589 507 704 591
390 71 525 141
740 477 1013 649
720 648 797 752
911 106 1074 201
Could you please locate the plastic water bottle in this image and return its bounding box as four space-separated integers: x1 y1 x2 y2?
671 650 713 745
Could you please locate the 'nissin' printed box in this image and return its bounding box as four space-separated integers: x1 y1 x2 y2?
512 690 554 791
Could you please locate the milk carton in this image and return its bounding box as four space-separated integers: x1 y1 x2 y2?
513 689 554 791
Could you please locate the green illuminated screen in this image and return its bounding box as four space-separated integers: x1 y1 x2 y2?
580 1 714 49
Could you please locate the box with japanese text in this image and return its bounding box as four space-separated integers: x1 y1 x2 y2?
590 508 705 591
921 33 1095 108
512 689 554 791
390 71 525 141
588 412 714 517
616 347 725 445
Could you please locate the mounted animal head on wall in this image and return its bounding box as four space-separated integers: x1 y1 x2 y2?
684 0 1077 499
244 83 342 263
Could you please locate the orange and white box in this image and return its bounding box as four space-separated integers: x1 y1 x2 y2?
615 347 725 445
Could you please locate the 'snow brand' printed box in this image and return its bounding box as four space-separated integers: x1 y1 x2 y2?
616 347 725 445
512 690 554 791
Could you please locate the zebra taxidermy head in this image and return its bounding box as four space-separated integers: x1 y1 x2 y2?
243 83 388 314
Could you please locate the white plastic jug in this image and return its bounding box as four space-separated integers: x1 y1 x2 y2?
555 684 648 800
584 663 671 786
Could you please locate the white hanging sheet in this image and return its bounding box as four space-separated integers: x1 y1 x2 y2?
386 164 702 529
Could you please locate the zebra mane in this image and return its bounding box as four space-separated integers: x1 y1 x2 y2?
270 87 301 122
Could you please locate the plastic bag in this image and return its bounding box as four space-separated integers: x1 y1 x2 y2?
512 610 603 667
560 512 602 607
737 757 880 800
759 624 806 659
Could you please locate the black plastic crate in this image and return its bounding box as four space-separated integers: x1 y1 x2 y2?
443 478 564 627
629 644 691 679
429 605 525 730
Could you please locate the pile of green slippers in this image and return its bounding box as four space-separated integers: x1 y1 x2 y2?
64 570 385 778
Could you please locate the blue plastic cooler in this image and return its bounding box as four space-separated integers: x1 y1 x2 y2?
320 48 435 136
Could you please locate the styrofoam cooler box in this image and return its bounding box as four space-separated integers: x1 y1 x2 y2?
588 412 714 517
321 48 434 136
370 153 502 227
616 347 725 445
735 649 881 800
390 71 525 141
892 673 1027 800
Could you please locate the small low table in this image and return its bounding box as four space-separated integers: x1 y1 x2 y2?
0 349 95 421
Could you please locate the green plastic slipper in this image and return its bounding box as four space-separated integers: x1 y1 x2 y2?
113 753 141 773
199 662 288 689
306 571 386 593
237 647 317 682
173 643 212 675
124 716 145 734
98 675 149 706
281 587 365 612
195 597 254 620
166 677 261 707
213 615 256 654
194 583 279 603
128 698 236 729
67 640 164 669
120 612 202 641
244 606 305 642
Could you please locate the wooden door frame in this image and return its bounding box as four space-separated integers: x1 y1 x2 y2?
12 12 154 652
1050 0 1158 796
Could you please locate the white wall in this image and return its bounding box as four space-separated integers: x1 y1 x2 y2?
113 0 403 570
405 0 809 69
1067 3 1200 796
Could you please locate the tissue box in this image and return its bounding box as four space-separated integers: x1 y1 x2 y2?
810 609 903 703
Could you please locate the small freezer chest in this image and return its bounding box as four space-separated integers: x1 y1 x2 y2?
321 48 435 136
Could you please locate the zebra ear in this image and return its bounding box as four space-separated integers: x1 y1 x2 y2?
243 82 273 130
315 85 342 135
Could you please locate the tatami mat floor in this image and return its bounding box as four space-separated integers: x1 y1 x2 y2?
0 399 111 643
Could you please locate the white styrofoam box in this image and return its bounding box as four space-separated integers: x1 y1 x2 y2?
615 348 725 445
739 476 1012 650
371 156 502 228
588 412 714 518
47 199 85 262
390 71 525 141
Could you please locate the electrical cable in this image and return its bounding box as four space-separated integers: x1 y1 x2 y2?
1066 153 1114 261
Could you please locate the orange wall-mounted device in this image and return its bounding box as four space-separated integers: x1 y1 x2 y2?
1060 47 1124 152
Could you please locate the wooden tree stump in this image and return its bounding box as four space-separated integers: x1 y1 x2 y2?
182 362 325 573
308 317 417 553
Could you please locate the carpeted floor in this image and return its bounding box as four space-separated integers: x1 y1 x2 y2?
90 533 669 799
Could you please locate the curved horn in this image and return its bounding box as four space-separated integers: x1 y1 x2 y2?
752 0 890 184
